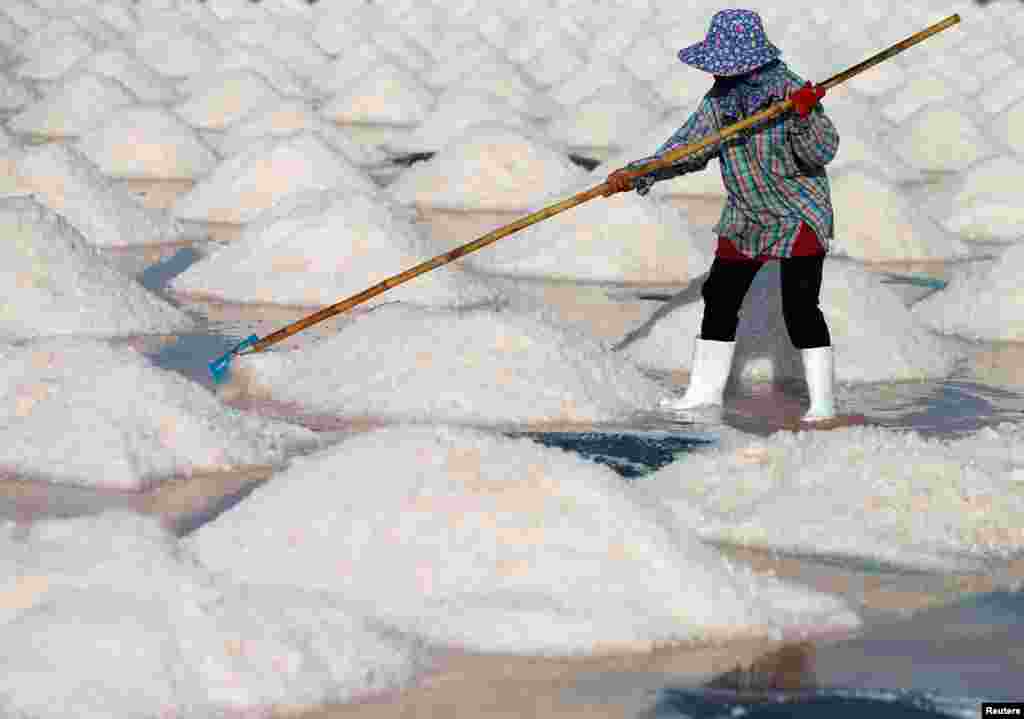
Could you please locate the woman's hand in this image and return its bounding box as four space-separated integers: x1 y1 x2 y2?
602 168 635 197
788 82 826 118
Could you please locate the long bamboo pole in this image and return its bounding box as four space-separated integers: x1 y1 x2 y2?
211 14 960 377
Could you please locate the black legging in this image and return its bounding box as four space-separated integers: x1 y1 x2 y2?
699 255 831 349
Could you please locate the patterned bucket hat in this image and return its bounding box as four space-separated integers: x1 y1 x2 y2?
678 9 781 76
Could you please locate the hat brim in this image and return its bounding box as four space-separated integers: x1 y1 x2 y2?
677 41 781 76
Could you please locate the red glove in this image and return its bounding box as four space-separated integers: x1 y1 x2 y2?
603 168 635 197
789 82 826 118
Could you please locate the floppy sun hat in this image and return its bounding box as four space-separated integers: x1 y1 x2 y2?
678 9 781 76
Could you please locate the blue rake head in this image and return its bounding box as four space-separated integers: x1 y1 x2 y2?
208 334 259 384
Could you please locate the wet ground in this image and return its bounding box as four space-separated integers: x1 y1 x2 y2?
4 173 1024 717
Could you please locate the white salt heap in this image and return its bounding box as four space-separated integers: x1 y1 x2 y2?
226 18 328 80
188 423 861 655
911 242 1024 342
550 56 643 108
228 302 664 426
639 421 1024 572
989 97 1024 155
15 143 185 246
462 177 713 284
0 512 428 717
829 166 969 262
821 97 925 182
189 44 313 98
431 54 557 120
976 69 1024 117
593 107 729 200
133 21 223 79
621 259 962 385
8 70 138 138
215 98 387 165
171 131 379 224
929 154 1024 242
306 38 388 96
75 105 219 180
320 62 435 127
516 31 587 89
0 196 192 341
1 336 320 489
0 70 38 112
72 48 181 104
388 123 588 211
11 18 97 81
878 70 960 125
546 85 665 154
884 104 998 172
173 69 284 131
2 0 48 34
170 189 501 308
391 89 540 153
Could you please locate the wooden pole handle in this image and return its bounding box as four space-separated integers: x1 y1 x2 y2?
241 13 961 355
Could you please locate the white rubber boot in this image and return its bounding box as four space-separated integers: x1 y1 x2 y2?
660 338 735 414
800 345 836 423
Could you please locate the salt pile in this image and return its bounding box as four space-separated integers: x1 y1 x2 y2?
15 143 185 246
639 421 1024 572
182 44 312 98
10 18 98 81
928 154 1024 242
516 32 587 89
1 336 323 489
75 105 219 180
461 177 713 284
8 70 138 138
390 89 540 153
430 54 557 120
216 98 387 165
307 38 390 96
388 123 588 211
821 97 925 182
620 259 962 385
594 107 729 200
132 21 223 79
546 84 664 154
320 62 435 127
883 104 999 172
170 189 501 308
0 13 27 50
829 165 969 261
0 196 192 341
989 96 1024 155
911 242 1024 342
226 302 664 426
72 48 181 104
188 423 861 655
173 69 284 131
878 70 960 124
550 56 643 108
171 131 378 224
0 512 428 717
976 69 1024 117
0 70 38 112
226 18 328 79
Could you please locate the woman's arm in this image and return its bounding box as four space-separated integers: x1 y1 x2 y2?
628 97 720 195
788 103 839 167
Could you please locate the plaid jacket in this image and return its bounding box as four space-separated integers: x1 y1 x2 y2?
630 66 839 259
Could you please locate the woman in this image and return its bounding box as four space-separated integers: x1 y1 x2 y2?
605 8 839 425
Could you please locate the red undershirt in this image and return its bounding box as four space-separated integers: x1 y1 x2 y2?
715 220 824 262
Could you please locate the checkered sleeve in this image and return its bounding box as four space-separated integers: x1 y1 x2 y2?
788 103 839 167
627 98 719 196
